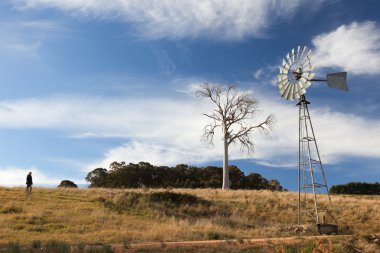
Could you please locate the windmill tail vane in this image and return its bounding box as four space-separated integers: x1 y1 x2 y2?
326 72 348 91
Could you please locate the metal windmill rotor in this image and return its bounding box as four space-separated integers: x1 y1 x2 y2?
278 46 348 100
277 46 348 234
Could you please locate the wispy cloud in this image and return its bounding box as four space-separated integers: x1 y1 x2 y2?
16 0 326 40
0 20 64 57
313 21 380 75
0 86 378 171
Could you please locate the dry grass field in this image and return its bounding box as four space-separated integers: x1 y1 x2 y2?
0 187 379 251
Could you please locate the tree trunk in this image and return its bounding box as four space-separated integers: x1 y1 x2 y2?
222 135 230 190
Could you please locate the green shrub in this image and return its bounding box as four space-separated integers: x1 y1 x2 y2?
102 191 217 218
206 231 222 240
147 192 200 205
57 180 78 188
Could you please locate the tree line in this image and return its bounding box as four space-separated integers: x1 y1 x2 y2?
329 182 380 195
85 161 283 191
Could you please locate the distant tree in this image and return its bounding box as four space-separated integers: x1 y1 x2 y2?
196 83 274 189
330 182 380 195
58 180 78 188
85 168 109 187
229 166 245 189
268 179 283 191
244 173 269 189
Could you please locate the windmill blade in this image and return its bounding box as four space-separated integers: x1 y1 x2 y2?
294 89 301 99
302 62 315 72
280 82 290 94
300 77 312 90
283 57 292 68
279 84 288 93
301 46 307 56
296 46 301 61
292 48 295 63
304 80 311 90
277 75 287 82
299 77 307 86
301 55 311 66
299 46 307 62
298 78 308 94
281 87 291 99
301 72 315 81
278 80 289 91
287 84 295 100
281 83 292 98
297 82 306 95
282 59 290 69
279 66 288 74
300 49 312 67
277 77 288 88
326 72 349 91
286 53 293 65
302 66 313 73
294 78 303 95
291 84 299 100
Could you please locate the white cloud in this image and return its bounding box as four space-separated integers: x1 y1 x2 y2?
0 94 238 169
16 0 324 40
255 96 380 167
91 140 221 169
0 167 60 186
0 87 379 171
308 107 380 163
313 21 380 75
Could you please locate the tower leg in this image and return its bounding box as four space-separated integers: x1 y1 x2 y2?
298 103 301 226
297 95 335 226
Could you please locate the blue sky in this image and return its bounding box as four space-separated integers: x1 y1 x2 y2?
0 0 380 190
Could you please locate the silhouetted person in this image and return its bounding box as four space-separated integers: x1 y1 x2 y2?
26 172 33 194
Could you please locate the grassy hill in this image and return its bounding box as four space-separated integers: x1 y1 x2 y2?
0 187 379 250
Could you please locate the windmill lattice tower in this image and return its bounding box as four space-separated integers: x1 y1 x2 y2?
277 46 348 233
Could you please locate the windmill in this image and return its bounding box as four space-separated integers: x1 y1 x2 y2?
277 46 348 234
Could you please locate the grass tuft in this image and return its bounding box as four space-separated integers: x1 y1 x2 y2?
6 241 22 253
1 205 23 214
45 241 70 253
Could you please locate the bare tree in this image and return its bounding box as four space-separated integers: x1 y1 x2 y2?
196 83 274 190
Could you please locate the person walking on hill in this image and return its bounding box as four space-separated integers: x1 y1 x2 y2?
26 172 33 195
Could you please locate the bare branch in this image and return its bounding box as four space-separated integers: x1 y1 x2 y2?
200 120 220 146
229 114 272 145
202 113 221 121
197 82 225 122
